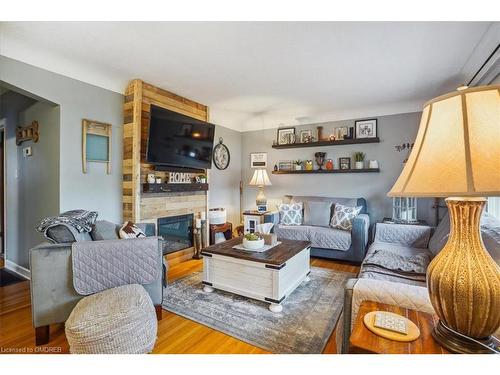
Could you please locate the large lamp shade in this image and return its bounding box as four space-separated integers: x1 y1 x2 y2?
388 85 500 198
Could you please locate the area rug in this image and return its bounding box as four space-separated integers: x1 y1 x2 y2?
162 267 354 353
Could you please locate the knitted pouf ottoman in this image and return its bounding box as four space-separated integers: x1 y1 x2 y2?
65 284 158 354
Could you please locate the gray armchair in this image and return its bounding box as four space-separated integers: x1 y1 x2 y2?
29 222 164 345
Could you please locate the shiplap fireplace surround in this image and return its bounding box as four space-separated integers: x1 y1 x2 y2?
122 79 209 265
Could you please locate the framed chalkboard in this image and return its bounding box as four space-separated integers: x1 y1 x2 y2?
82 119 112 174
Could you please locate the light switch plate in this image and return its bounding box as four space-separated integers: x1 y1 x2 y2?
23 146 32 157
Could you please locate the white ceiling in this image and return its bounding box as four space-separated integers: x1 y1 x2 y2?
0 22 495 131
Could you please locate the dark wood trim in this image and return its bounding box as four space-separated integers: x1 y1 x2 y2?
265 296 286 304
155 305 163 321
265 263 286 270
202 281 213 286
200 252 212 257
153 165 205 173
272 168 379 175
35 325 49 346
142 183 208 194
272 137 379 149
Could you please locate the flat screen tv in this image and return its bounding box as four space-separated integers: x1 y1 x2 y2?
146 105 215 169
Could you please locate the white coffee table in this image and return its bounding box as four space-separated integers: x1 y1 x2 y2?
201 237 311 312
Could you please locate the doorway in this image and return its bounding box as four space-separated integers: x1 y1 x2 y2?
0 126 4 258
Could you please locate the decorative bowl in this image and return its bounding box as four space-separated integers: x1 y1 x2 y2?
242 238 265 250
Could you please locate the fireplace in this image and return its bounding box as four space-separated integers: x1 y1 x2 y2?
157 214 193 254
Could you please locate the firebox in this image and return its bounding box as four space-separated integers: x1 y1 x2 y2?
157 214 193 254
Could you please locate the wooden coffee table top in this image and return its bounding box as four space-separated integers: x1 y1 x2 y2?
201 236 311 266
349 301 450 354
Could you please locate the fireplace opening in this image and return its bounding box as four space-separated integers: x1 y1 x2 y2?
157 214 193 254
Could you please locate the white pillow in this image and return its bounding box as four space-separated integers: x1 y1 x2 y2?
330 204 362 231
278 202 303 226
119 222 146 239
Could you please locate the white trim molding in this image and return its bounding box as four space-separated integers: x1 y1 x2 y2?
5 259 31 280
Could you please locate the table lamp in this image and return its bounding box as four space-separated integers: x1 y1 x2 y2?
388 85 500 353
249 169 272 212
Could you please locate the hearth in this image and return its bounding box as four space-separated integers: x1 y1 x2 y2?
158 214 193 254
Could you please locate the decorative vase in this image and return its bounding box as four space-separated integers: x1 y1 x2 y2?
355 161 364 169
315 152 326 170
427 198 500 353
325 159 334 170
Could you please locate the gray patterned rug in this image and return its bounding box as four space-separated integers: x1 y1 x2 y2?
162 267 354 353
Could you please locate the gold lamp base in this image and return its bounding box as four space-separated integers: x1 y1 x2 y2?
433 321 499 354
427 197 500 354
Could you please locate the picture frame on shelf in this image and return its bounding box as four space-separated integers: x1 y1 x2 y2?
277 127 296 145
299 129 313 143
339 157 351 170
355 119 378 139
250 152 268 168
278 160 293 171
335 126 348 140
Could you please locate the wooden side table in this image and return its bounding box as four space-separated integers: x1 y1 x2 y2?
209 222 233 245
349 301 449 354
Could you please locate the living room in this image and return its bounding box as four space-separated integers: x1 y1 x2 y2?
1 2 499 372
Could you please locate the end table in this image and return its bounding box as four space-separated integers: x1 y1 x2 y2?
349 301 449 354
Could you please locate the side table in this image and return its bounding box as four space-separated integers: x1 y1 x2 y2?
209 222 233 245
349 300 449 354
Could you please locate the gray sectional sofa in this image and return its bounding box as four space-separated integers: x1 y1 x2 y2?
341 211 500 353
268 195 370 263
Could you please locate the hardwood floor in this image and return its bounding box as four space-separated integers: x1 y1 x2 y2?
0 256 359 354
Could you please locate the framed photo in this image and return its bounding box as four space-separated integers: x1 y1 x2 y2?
334 126 348 140
278 160 293 171
277 127 296 145
299 129 313 143
355 119 377 139
250 152 268 168
339 157 351 170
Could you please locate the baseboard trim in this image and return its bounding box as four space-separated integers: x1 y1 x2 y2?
5 260 30 280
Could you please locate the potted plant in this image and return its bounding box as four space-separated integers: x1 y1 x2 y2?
198 173 207 183
243 233 265 250
354 152 365 169
294 160 303 171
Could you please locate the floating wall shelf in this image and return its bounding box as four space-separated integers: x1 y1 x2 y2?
272 168 380 175
272 137 380 149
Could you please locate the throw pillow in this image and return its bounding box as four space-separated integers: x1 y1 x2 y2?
278 202 303 226
119 221 146 239
303 201 332 227
330 204 362 231
91 220 120 241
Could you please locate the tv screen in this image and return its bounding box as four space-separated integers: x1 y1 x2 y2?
146 105 215 169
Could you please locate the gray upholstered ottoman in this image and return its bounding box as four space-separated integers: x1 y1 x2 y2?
65 284 158 354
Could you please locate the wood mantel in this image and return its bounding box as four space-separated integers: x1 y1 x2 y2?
122 80 210 263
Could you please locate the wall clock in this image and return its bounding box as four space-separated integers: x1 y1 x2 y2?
213 137 230 170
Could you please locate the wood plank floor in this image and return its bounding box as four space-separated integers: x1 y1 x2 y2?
0 256 358 354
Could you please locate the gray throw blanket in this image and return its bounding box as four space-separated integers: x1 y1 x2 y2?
71 237 160 296
360 249 430 283
36 209 98 233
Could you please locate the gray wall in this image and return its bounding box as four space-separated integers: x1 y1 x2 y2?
14 102 60 268
241 112 435 225
0 56 124 224
209 125 242 225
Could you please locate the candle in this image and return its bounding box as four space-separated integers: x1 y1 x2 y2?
200 211 206 220
195 218 201 228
